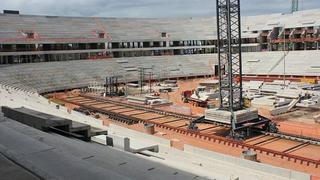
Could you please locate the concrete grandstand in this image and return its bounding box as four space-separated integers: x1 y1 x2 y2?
1 50 320 94
0 9 319 64
0 9 319 94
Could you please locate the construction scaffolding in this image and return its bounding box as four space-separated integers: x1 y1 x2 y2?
105 76 119 96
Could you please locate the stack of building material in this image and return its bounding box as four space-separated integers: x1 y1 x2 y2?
251 96 276 109
127 95 147 105
271 98 301 116
289 82 312 90
297 96 320 108
199 80 219 88
144 94 160 99
127 83 139 88
251 95 295 108
160 81 178 87
147 99 171 106
205 108 259 124
275 89 303 98
272 80 291 85
274 98 292 107
260 84 284 95
158 86 173 92
243 81 264 92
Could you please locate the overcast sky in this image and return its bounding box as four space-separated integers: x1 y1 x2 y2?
1 0 320 18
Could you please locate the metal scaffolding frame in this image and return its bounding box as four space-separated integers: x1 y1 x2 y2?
138 67 154 94
106 76 119 96
216 0 243 130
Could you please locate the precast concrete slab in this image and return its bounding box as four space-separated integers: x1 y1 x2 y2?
205 108 259 124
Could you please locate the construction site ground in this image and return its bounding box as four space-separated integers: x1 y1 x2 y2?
50 88 320 176
158 78 320 140
50 77 320 140
159 78 211 116
65 100 320 177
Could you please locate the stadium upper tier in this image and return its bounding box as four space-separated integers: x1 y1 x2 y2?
0 50 320 94
0 9 319 43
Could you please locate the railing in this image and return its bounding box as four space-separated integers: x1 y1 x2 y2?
272 37 320 43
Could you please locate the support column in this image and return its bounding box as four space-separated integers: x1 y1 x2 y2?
12 44 16 51
304 43 307 50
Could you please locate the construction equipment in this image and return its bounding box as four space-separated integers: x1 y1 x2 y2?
186 97 208 107
181 89 208 107
188 0 277 139
216 0 243 113
181 90 193 102
105 76 123 96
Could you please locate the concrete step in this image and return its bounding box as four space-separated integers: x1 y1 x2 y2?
1 106 98 141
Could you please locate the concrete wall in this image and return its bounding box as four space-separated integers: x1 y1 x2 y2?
103 123 310 180
184 145 310 180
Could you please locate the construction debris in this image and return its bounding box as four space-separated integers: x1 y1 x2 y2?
245 80 320 115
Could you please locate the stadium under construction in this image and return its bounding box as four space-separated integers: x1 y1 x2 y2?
1 2 320 180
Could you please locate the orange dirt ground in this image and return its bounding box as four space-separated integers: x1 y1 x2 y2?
259 107 320 139
159 78 320 140
159 78 211 116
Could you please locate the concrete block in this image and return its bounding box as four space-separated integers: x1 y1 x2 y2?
106 134 130 152
130 143 159 153
1 106 71 131
2 107 94 140
108 124 170 146
70 121 91 138
97 133 159 153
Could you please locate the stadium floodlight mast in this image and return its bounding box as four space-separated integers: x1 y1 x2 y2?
216 0 243 131
291 0 299 13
